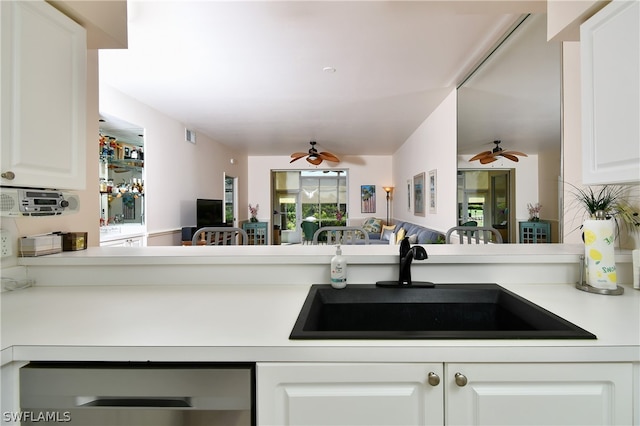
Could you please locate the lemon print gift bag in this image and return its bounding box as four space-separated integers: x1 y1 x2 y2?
583 219 617 289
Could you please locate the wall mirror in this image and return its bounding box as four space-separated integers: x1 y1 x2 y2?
457 13 562 243
98 114 145 228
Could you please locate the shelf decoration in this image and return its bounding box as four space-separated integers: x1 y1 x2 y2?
527 202 542 222
249 203 259 222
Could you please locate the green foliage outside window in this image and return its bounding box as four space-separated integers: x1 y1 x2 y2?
301 203 346 227
285 203 296 230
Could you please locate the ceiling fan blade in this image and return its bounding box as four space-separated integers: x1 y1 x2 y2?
469 151 492 161
500 153 520 162
480 156 498 164
319 151 340 163
501 150 528 157
307 156 323 165
290 152 307 163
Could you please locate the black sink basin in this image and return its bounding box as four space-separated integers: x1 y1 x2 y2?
290 284 596 340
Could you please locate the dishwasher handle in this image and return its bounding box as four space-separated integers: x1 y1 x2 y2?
78 396 192 408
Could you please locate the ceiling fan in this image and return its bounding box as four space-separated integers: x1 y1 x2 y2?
469 140 528 164
290 141 340 165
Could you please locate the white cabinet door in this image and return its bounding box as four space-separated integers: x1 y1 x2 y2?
127 236 145 247
0 0 87 190
99 238 128 247
446 363 633 426
100 236 145 247
581 0 640 184
257 363 443 426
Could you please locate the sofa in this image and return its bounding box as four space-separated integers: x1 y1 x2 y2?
361 217 445 245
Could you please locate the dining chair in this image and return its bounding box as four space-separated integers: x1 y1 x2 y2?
191 227 248 246
312 226 370 245
445 226 503 244
301 221 320 244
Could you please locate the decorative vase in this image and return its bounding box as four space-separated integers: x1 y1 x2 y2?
250 216 258 223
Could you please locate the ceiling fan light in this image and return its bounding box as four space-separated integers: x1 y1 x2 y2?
307 156 323 165
291 141 340 165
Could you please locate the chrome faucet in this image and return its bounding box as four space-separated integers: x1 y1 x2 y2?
376 237 430 287
398 237 428 285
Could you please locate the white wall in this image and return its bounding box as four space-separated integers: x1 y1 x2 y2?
547 0 606 41
100 84 248 245
392 89 458 234
538 146 561 241
562 41 585 244
246 156 393 227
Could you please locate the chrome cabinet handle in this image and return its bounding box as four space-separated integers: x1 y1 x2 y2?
427 372 440 386
454 372 468 387
1 171 15 180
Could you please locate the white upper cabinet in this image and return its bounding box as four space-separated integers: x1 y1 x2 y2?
581 0 640 185
1 0 86 190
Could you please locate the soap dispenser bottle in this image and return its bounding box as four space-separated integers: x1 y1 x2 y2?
330 244 347 289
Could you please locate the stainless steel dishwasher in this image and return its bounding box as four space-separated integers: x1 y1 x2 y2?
19 362 255 426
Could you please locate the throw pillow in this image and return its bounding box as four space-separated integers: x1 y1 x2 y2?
362 217 383 234
408 233 418 244
380 225 396 241
395 227 406 244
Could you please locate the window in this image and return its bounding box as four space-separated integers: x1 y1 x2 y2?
301 170 347 227
272 170 348 243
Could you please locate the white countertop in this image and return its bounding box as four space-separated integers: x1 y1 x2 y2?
2 281 639 366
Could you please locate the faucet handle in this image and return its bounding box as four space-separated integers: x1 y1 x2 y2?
411 245 428 260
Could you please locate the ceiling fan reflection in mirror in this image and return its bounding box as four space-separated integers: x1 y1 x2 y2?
469 140 528 164
290 141 340 165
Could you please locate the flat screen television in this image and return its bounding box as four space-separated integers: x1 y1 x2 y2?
196 198 225 229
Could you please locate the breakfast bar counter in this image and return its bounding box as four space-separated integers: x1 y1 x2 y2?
2 244 639 425
4 243 639 363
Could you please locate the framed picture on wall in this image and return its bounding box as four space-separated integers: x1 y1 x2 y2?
429 169 437 214
407 179 411 211
413 173 425 216
361 185 376 213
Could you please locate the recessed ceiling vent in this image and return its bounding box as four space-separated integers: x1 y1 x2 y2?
185 128 196 144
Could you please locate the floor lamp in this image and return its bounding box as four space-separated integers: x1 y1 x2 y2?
383 186 393 225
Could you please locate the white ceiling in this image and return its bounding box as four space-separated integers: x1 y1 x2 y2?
99 1 551 158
